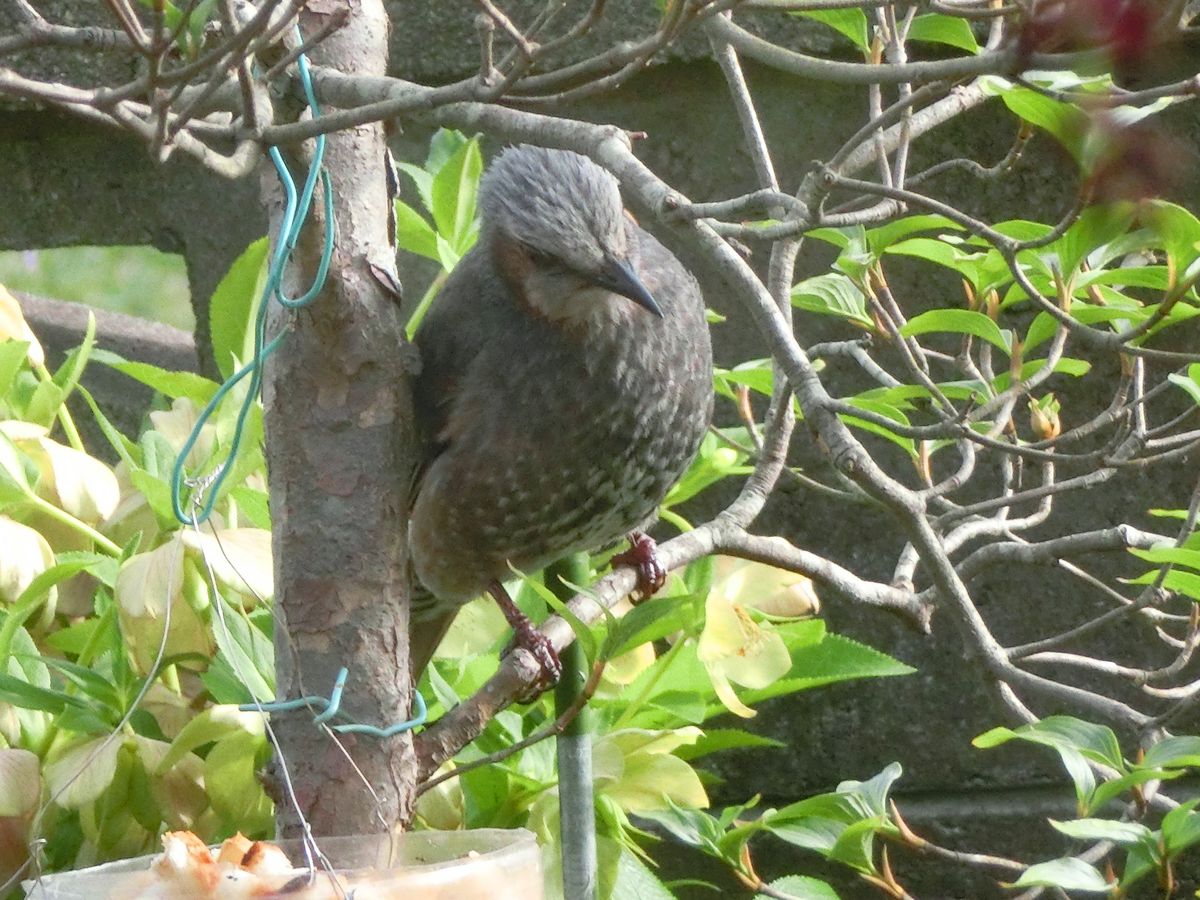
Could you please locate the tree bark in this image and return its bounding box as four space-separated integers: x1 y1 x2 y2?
262 1 418 836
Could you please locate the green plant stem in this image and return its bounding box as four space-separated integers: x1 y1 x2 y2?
405 269 449 339
27 494 121 556
610 635 687 732
658 507 693 533
549 553 597 900
34 362 85 454
76 607 116 668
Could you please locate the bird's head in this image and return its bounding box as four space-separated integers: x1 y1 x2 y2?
480 145 663 322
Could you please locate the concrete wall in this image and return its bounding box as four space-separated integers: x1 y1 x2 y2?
6 4 1200 896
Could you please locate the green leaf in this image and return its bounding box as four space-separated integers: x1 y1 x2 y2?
33 655 122 715
0 430 33 504
158 704 263 774
793 9 869 51
1050 818 1153 845
906 14 979 52
521 569 597 663
45 735 123 809
396 162 435 215
642 690 707 726
130 468 176 524
426 128 469 176
1143 202 1200 273
829 814 890 873
204 730 273 833
209 238 268 380
76 385 139 469
839 398 916 456
0 339 30 398
885 237 993 291
612 847 678 900
210 597 274 703
1008 858 1112 892
980 79 1089 163
1162 802 1200 856
790 274 872 329
974 716 1126 772
0 554 111 662
735 633 913 708
675 729 784 761
1142 736 1200 770
606 594 693 658
900 309 1010 352
1128 566 1200 601
1086 767 1181 815
230 485 271 530
755 875 840 900
1052 205 1137 277
51 311 96 404
1168 364 1200 407
767 764 902 873
44 617 102 656
0 670 85 714
1130 547 1200 571
431 137 483 252
91 349 220 403
865 215 962 255
25 379 66 428
394 199 441 262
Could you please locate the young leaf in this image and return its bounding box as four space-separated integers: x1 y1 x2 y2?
430 137 483 252
974 716 1127 773
792 9 869 51
755 875 841 900
0 339 30 398
1168 364 1200 407
900 309 1010 353
1050 818 1152 845
209 237 268 381
1141 736 1200 770
906 14 979 52
790 274 873 330
611 847 678 900
674 729 784 761
91 349 220 404
44 735 123 809
1007 858 1112 892
865 214 961 255
980 80 1088 163
394 199 441 262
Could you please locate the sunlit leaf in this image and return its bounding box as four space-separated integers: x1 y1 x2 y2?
209 237 268 381
44 735 122 809
907 14 978 52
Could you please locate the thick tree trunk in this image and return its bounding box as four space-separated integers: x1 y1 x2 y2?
262 2 418 836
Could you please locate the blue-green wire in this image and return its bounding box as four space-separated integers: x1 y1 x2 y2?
171 41 335 525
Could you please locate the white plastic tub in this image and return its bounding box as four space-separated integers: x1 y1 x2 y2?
23 829 542 899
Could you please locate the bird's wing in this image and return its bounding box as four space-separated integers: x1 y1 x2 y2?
413 248 506 465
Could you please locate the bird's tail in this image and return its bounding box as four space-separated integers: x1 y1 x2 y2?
408 583 459 680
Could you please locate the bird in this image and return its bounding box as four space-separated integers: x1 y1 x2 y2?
407 144 713 689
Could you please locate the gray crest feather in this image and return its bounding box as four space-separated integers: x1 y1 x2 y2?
479 145 626 264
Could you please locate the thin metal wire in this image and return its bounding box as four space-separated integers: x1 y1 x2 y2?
195 512 346 898
171 31 335 528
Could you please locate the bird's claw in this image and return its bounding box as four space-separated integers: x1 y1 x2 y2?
613 532 668 601
506 627 562 702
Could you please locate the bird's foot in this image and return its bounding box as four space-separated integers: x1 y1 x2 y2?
488 580 562 700
613 531 667 601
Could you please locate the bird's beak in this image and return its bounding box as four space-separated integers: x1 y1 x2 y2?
595 256 664 318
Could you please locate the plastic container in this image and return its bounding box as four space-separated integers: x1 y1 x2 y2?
23 828 542 899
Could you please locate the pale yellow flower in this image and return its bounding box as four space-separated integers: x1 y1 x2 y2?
0 285 44 367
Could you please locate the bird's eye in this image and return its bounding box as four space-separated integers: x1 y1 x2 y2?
522 243 556 268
